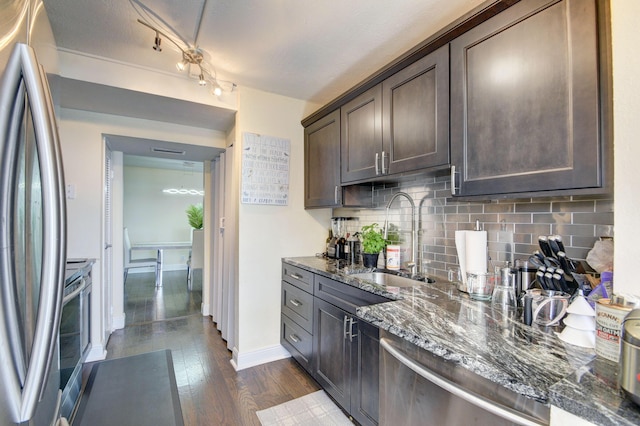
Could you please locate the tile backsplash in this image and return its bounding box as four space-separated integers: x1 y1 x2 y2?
334 171 613 279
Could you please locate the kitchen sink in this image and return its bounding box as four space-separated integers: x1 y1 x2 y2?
351 272 426 288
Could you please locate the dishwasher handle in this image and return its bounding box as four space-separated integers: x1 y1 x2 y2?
380 338 544 426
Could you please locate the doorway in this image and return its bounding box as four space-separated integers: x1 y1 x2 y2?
103 134 224 335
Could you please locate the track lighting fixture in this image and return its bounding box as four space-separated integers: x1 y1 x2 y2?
134 11 235 97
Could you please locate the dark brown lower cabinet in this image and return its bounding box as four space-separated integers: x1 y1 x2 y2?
313 298 380 426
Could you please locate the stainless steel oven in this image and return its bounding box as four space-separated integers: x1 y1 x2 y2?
59 261 92 420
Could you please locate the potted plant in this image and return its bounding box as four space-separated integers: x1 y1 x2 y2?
186 204 203 229
360 223 386 268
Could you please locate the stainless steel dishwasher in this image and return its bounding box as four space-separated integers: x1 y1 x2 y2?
379 330 550 425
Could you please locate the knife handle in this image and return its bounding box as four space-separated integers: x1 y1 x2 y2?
538 236 554 258
536 271 547 290
552 235 566 252
548 237 561 257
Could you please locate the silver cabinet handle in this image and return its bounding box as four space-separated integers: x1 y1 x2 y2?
348 317 358 342
289 334 301 343
375 152 380 175
381 151 387 175
0 44 67 422
334 185 339 205
290 273 303 280
289 299 302 307
451 165 459 196
380 339 543 426
343 315 349 340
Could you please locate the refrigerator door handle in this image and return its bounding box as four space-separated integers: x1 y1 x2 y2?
0 43 66 423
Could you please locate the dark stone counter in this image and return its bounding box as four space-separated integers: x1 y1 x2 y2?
283 256 640 425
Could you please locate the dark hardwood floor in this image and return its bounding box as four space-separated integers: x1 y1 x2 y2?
104 271 321 425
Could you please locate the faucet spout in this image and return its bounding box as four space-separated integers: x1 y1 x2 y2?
384 192 417 276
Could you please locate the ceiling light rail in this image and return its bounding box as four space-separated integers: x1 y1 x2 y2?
135 15 235 97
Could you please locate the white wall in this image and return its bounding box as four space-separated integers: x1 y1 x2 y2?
58 108 226 358
612 1 640 297
232 87 330 368
123 165 203 269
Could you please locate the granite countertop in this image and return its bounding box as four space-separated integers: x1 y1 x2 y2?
283 256 640 426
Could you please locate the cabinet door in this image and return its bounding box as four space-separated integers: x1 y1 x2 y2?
304 110 341 208
313 298 351 411
351 320 379 426
383 45 450 175
341 85 383 183
450 0 600 197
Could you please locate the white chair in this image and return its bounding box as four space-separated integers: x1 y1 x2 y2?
123 228 159 284
187 229 204 291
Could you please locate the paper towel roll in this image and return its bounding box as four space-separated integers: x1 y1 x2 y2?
455 231 468 284
466 231 488 274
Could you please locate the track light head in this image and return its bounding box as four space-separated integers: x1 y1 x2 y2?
153 31 162 51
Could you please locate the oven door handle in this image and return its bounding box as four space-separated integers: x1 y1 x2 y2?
62 278 86 305
380 338 543 426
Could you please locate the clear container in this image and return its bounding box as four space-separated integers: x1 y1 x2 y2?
491 285 517 313
467 272 497 301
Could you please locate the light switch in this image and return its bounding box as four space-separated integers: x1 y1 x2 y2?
66 184 76 199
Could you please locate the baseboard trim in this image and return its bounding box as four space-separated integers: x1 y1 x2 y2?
112 312 126 330
201 302 210 316
230 344 291 371
85 343 107 363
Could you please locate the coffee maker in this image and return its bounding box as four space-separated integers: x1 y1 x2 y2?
327 217 345 259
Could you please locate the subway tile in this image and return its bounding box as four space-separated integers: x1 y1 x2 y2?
532 212 571 224
553 224 595 238
515 223 553 235
446 213 472 223
515 202 552 213
573 194 613 201
498 213 532 224
573 212 614 225
572 236 599 250
595 199 614 213
513 233 533 244
484 203 516 213
552 200 595 213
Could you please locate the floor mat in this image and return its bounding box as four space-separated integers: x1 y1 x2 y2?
73 350 183 426
256 390 352 425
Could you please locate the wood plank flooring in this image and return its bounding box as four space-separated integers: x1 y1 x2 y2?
103 271 321 425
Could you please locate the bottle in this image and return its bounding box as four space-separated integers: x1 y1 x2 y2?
336 234 346 260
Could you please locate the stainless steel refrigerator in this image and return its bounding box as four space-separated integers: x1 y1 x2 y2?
0 2 68 425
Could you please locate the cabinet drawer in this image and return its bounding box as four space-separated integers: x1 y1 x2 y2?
281 314 313 373
315 275 390 315
282 263 314 293
282 281 313 333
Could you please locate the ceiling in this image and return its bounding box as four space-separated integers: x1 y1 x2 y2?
43 0 485 168
43 0 485 105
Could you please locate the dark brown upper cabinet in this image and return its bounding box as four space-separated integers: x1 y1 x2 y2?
304 110 341 208
450 0 602 197
383 44 450 175
341 85 383 183
341 45 450 183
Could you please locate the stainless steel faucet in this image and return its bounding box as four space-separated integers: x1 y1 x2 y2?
383 192 417 277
